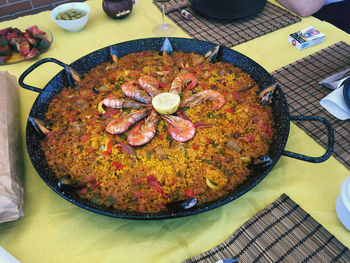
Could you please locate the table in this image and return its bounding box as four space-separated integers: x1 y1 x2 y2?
0 0 349 262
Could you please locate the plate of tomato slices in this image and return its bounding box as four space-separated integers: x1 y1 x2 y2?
0 25 53 65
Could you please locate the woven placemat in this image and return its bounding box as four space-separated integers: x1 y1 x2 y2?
271 41 350 170
153 1 301 48
184 194 350 263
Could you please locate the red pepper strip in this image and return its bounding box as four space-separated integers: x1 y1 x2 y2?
208 65 215 72
225 109 234 113
185 67 196 74
91 181 101 189
169 177 177 186
77 188 87 195
150 184 164 195
81 176 96 185
112 161 124 170
88 116 98 123
147 174 165 196
102 151 111 156
147 174 158 183
107 140 114 153
213 155 230 162
192 143 200 150
132 178 144 185
194 122 216 128
101 109 120 120
159 83 168 89
86 147 93 153
163 65 172 71
206 137 213 144
233 91 243 103
184 189 195 198
241 134 255 142
134 190 143 198
80 135 89 143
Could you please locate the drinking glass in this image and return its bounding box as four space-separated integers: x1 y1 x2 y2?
152 1 176 36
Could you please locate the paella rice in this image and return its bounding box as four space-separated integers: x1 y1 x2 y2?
41 50 275 213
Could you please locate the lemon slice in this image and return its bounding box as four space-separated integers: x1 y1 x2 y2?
152 92 180 114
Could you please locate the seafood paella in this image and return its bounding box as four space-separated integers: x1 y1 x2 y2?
38 45 275 213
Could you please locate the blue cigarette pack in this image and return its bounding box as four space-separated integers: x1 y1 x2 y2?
288 26 325 50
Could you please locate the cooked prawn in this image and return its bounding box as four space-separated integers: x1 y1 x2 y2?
138 76 160 97
180 89 225 110
103 97 147 109
127 110 159 146
106 108 150 134
170 73 198 94
161 115 195 142
121 81 152 104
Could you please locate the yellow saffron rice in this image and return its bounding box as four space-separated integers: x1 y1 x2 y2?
41 50 275 213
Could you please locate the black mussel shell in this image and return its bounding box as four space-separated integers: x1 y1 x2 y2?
259 82 277 105
252 155 273 168
58 174 82 192
65 65 82 86
166 198 198 211
29 116 51 137
159 37 173 55
109 46 119 64
205 45 221 63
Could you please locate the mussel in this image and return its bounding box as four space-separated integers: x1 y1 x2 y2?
29 116 51 137
252 155 273 168
204 45 221 63
258 82 277 105
65 65 82 86
166 197 198 211
57 174 82 192
105 46 119 71
159 37 174 55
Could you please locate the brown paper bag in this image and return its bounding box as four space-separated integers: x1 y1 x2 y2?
0 71 24 223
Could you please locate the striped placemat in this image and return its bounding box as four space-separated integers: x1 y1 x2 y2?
184 194 350 263
153 1 301 48
271 41 350 170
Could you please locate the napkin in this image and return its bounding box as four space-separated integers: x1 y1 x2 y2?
0 247 20 263
319 68 350 89
319 68 350 120
0 71 24 223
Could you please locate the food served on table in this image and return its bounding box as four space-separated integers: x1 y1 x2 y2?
37 47 275 213
0 25 51 63
56 8 87 20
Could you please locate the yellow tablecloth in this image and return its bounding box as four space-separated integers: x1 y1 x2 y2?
0 0 349 262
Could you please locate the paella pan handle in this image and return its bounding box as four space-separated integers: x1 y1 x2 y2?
18 57 70 93
282 115 334 163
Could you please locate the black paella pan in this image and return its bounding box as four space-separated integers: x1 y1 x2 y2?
19 37 334 220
